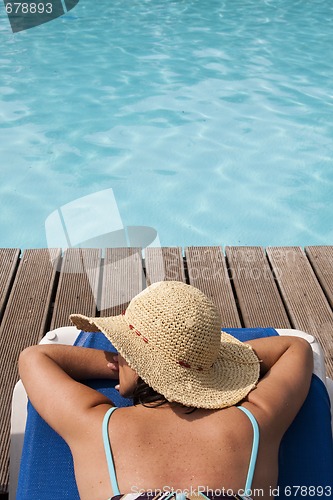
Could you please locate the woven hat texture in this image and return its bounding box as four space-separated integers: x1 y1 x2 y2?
70 281 259 409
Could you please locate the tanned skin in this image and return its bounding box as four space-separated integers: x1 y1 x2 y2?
19 336 313 500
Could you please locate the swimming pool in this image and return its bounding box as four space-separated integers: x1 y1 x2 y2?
1 0 333 249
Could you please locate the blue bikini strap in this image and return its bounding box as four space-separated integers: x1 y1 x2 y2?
237 406 260 496
102 407 121 496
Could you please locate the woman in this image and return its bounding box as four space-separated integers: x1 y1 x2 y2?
19 281 313 500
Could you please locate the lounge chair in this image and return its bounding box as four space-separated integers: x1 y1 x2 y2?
10 327 333 499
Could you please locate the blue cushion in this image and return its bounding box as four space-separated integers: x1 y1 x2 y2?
278 374 333 493
223 327 278 340
16 328 333 499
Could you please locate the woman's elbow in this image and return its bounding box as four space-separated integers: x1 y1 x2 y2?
18 345 39 378
295 336 314 376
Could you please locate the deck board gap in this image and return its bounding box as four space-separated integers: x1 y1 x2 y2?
183 256 190 285
265 248 294 328
43 262 62 335
224 253 245 328
264 248 294 328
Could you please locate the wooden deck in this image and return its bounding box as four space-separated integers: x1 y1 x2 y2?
1 246 333 496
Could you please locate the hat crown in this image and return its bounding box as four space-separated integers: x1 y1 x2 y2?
125 281 222 370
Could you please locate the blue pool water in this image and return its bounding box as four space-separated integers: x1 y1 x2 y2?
1 0 333 249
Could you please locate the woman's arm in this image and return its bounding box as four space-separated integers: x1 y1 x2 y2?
18 345 119 442
19 344 119 380
244 336 313 438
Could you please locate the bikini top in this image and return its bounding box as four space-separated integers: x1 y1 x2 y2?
102 406 259 500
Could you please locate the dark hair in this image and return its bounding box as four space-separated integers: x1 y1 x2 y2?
132 377 168 407
132 377 196 413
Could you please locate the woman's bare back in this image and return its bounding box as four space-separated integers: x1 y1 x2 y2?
71 403 279 500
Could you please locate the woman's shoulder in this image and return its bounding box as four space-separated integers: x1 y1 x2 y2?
242 336 313 439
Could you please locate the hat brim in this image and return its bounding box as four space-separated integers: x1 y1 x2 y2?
70 313 260 409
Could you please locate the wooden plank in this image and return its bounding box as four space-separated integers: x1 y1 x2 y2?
267 247 333 377
0 249 20 323
50 248 102 330
226 247 290 328
0 248 60 494
100 248 144 317
305 246 333 309
145 247 186 285
185 247 241 328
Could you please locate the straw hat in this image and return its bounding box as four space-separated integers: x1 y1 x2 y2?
70 281 260 409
